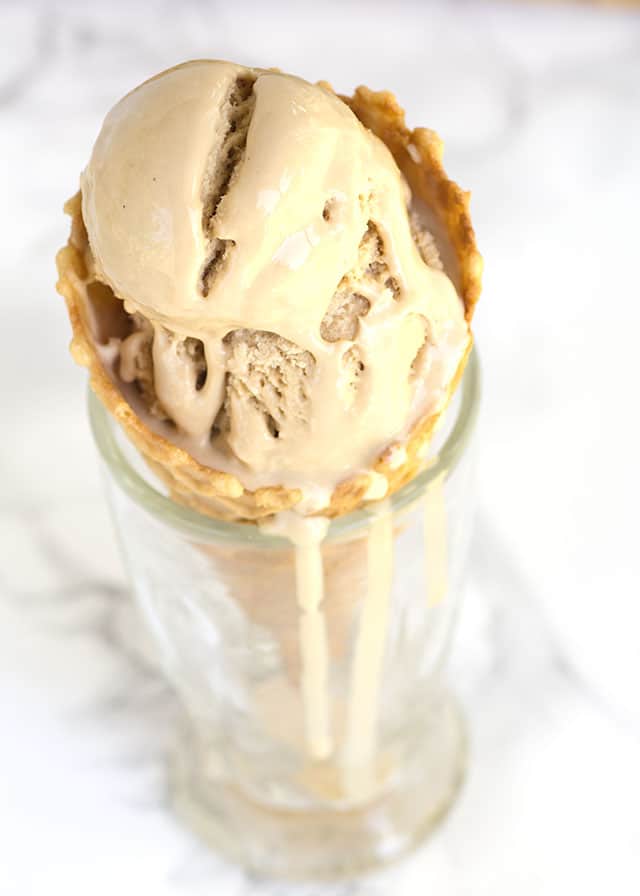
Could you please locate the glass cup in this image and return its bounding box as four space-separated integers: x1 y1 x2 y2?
88 349 480 879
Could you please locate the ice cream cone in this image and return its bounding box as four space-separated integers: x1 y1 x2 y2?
56 83 481 522
57 72 481 786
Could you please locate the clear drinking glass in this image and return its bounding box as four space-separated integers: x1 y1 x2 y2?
88 350 480 879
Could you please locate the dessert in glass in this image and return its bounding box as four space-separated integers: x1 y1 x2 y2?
56 60 482 878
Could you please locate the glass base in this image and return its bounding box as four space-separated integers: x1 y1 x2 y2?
170 697 466 880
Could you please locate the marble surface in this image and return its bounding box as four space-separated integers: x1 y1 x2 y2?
2 1 640 893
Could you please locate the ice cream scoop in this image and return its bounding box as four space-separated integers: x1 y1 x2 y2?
67 60 478 518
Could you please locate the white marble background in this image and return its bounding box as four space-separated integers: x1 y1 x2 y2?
2 1 640 893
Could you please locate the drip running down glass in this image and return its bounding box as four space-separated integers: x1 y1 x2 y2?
89 349 480 879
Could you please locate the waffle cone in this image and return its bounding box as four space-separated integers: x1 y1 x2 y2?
196 534 370 685
55 84 482 523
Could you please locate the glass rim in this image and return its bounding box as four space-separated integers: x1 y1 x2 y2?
88 347 480 546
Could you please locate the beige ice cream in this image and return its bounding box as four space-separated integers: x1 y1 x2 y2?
70 60 476 518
